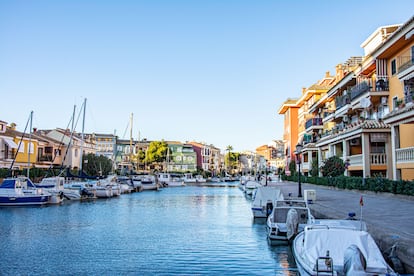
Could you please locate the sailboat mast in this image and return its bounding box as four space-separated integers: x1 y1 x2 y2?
27 111 33 178
130 112 133 170
79 98 87 172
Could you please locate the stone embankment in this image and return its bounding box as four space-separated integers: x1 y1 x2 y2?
268 181 414 274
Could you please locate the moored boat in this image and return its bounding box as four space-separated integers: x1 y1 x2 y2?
158 173 185 187
251 186 284 218
244 180 261 196
292 220 397 275
0 177 51 206
36 176 82 201
266 199 314 244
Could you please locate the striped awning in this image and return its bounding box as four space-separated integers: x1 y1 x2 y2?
3 137 18 148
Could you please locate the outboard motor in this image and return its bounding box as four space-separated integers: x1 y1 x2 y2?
343 244 367 276
286 208 299 241
266 201 273 217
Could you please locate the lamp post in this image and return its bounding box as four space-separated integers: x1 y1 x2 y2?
296 143 303 198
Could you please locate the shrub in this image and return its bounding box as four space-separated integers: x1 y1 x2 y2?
320 156 345 177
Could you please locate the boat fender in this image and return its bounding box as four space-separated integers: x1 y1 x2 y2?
59 191 64 199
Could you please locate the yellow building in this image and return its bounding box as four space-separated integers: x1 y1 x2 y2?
4 125 38 170
279 16 414 181
381 17 414 180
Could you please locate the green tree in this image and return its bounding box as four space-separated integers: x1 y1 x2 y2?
226 145 233 172
289 160 296 176
83 153 113 176
145 141 169 164
310 157 319 177
321 156 345 177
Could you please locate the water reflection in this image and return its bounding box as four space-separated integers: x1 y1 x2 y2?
0 185 299 275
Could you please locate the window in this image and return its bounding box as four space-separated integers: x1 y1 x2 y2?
29 142 35 154
19 143 25 153
392 96 398 110
391 59 396 75
412 46 414 63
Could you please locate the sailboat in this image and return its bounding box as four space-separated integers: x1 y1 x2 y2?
0 111 52 206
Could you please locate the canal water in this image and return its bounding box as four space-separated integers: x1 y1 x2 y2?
0 185 298 275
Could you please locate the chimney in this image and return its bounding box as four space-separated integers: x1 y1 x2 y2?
33 128 37 133
336 64 344 80
302 87 306 95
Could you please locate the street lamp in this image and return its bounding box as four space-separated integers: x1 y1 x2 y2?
296 143 303 198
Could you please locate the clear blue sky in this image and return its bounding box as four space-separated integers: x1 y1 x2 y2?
1 1 413 152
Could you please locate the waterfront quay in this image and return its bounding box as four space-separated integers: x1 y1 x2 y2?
269 180 414 274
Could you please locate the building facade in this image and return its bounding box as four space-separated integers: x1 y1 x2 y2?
279 16 414 181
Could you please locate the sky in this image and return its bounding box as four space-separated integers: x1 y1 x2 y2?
1 1 413 153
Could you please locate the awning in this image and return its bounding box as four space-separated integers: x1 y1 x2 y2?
3 137 18 149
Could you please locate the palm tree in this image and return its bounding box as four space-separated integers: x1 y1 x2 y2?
226 145 233 174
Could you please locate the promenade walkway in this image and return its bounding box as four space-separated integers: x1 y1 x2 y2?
267 180 414 273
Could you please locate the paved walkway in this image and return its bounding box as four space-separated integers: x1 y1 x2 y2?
267 180 414 273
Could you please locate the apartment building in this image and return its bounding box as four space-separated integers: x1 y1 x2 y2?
280 16 414 181
166 141 197 173
278 71 336 175
188 141 222 175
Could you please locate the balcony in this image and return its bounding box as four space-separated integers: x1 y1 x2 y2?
345 153 387 168
370 153 387 165
396 147 414 163
322 110 335 123
38 155 53 162
349 81 371 101
335 94 351 110
305 117 323 131
398 56 414 73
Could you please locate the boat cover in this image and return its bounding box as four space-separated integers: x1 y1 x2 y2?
302 228 389 274
286 208 299 240
252 187 283 207
343 244 367 275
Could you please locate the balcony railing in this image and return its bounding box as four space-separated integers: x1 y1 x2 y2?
305 117 323 129
370 153 387 165
396 147 414 163
398 56 414 73
348 154 363 167
350 81 371 101
335 94 351 110
38 155 53 162
343 153 386 167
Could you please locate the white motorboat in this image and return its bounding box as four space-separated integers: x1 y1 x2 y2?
182 173 197 184
140 174 159 191
244 180 261 196
266 199 314 244
0 177 51 206
92 180 113 198
195 175 206 183
292 220 397 275
37 176 82 202
251 186 284 218
100 175 121 196
158 173 185 187
64 181 97 200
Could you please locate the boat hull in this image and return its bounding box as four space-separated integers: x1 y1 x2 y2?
0 195 50 206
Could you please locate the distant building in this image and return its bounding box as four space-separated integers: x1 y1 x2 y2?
188 141 222 175
166 141 197 173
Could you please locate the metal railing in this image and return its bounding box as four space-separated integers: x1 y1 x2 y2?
335 94 351 110
305 118 323 129
398 56 414 73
